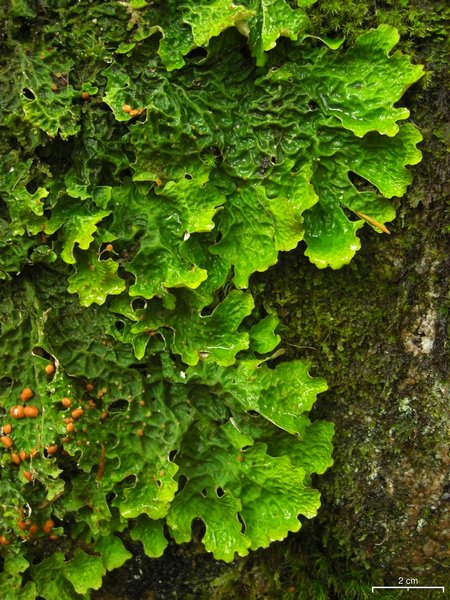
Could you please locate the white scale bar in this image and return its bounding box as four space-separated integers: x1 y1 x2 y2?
372 587 445 592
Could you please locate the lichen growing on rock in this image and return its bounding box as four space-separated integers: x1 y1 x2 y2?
94 1 450 597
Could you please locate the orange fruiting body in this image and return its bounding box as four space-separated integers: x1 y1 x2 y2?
85 383 94 392
10 405 25 419
2 423 12 434
11 453 21 464
105 244 113 252
61 397 72 408
28 524 38 536
0 535 9 545
42 519 55 535
23 470 33 482
24 405 39 418
137 429 144 437
46 445 58 456
81 91 90 100
71 408 83 420
19 450 29 461
45 364 55 375
66 422 74 433
20 387 33 401
1 435 13 448
122 104 132 113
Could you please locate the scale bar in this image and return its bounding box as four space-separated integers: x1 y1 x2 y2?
372 587 445 592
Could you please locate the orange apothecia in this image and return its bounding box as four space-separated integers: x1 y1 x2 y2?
45 363 55 375
10 405 25 419
19 450 29 461
61 397 72 408
81 91 90 100
20 387 33 402
24 406 39 418
42 519 55 535
0 535 9 546
131 107 145 117
2 423 12 434
11 453 21 464
85 383 94 392
23 470 33 482
122 104 132 113
71 408 83 420
46 445 58 456
1 435 13 448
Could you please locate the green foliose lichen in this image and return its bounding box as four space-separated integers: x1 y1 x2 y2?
0 0 427 597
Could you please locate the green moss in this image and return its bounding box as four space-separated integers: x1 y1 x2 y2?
307 0 449 49
250 217 449 593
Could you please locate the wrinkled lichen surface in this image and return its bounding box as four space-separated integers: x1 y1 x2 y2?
94 1 449 598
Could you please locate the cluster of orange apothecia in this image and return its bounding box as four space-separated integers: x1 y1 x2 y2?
0 506 57 546
0 370 112 546
1 365 109 467
8 388 40 418
0 373 52 545
122 104 145 117
59 387 108 444
15 509 57 543
1 384 40 477
59 382 108 441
